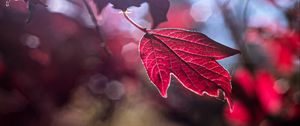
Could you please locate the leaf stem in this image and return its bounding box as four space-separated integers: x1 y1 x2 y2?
122 11 147 33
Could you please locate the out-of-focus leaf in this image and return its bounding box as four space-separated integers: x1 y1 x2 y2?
93 0 170 28
224 101 251 124
255 70 283 115
147 0 169 28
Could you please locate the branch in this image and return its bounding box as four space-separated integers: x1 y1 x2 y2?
82 0 111 55
216 1 253 69
242 0 250 28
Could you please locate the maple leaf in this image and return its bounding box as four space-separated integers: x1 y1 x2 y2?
123 13 240 110
93 0 170 28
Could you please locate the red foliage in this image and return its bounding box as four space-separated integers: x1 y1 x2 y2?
234 68 284 114
225 101 251 124
245 27 300 75
2 0 298 125
265 32 299 74
234 68 255 98
140 29 240 109
229 67 287 125
255 70 283 115
232 68 285 122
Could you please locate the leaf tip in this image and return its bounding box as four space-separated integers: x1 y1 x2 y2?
160 91 168 98
227 99 234 112
224 92 234 112
235 49 241 54
228 48 241 56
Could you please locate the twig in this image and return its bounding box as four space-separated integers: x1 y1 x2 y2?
82 0 111 55
216 0 253 69
242 0 250 28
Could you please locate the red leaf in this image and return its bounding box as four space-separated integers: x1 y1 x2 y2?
234 67 255 98
255 70 283 115
140 29 240 109
224 101 251 124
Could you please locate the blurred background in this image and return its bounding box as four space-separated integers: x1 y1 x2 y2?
0 0 299 126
